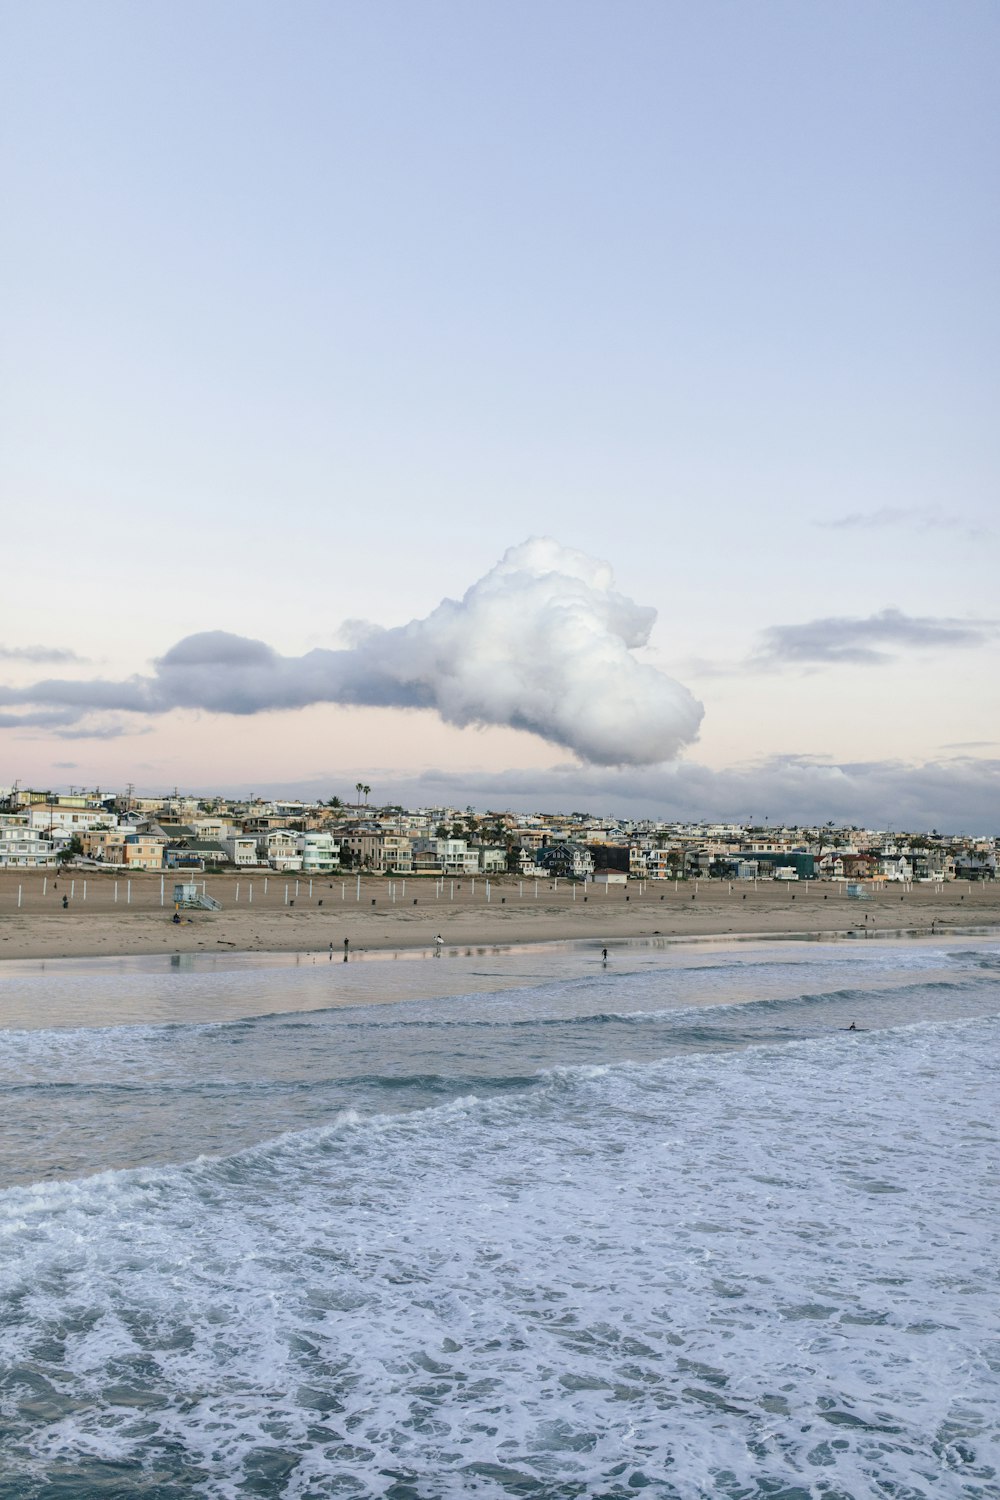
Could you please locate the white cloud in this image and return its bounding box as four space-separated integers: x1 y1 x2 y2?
0 539 704 767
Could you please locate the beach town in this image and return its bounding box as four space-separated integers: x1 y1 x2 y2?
2 782 996 962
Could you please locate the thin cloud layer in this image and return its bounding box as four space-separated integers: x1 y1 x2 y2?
0 539 704 767
753 608 997 667
292 755 999 835
0 644 84 664
816 507 993 540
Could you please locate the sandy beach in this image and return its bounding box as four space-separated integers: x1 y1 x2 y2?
1 868 997 963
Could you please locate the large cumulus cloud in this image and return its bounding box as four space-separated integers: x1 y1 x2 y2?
0 539 704 767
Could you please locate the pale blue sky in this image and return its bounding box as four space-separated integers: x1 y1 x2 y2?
1 2 998 824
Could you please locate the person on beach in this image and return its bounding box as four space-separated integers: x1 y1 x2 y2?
602 947 608 963
343 937 350 962
435 934 444 954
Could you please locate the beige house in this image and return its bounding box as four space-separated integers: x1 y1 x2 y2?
121 835 166 870
339 831 413 873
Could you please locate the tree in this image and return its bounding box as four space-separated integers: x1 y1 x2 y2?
355 782 364 805
328 796 342 809
58 834 84 863
362 784 371 807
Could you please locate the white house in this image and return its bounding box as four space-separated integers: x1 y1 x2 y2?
222 835 259 867
477 845 508 874
295 831 340 874
257 829 302 871
25 805 115 836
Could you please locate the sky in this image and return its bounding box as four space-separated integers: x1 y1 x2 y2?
1 2 998 830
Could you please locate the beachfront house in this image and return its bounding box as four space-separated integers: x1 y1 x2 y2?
221 835 259 867
338 831 413 874
476 845 508 874
536 843 595 880
410 837 479 874
257 830 302 871
0 814 58 868
294 831 340 873
121 834 167 870
878 852 913 882
644 848 674 881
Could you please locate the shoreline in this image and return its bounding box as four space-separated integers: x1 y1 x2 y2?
0 923 998 981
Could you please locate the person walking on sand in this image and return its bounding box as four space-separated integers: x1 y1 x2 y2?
435 934 444 955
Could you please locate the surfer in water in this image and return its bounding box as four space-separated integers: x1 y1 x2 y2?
602 947 608 963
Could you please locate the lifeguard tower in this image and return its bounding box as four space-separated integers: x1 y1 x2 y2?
845 881 872 901
173 881 222 911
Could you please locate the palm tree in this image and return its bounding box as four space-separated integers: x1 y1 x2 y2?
355 782 364 806
362 784 371 807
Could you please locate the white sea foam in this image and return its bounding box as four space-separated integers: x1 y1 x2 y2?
1 1011 998 1497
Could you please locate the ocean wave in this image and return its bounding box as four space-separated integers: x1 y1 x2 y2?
1 1017 997 1498
4 1013 996 1210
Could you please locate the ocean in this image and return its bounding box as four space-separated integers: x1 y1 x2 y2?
1 936 998 1499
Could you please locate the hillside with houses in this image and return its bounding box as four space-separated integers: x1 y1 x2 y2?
1 786 995 885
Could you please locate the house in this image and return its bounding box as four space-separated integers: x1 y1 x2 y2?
0 814 57 868
339 831 413 873
410 838 478 874
476 845 508 874
954 853 996 881
536 843 595 880
295 831 340 873
173 840 228 867
25 805 114 836
645 848 684 880
121 834 166 870
257 830 303 871
509 845 546 877
221 835 259 867
91 830 131 865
